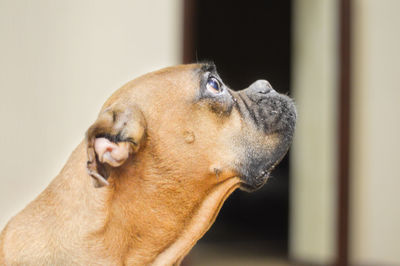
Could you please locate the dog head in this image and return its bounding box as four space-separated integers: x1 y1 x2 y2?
86 63 296 191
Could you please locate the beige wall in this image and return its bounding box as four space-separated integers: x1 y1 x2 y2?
350 0 400 265
292 0 400 265
0 0 182 229
290 0 338 264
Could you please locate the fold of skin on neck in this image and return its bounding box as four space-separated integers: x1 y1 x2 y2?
151 177 240 265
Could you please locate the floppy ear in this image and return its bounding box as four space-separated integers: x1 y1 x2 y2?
86 103 146 187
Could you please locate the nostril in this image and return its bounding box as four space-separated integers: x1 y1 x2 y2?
258 87 272 94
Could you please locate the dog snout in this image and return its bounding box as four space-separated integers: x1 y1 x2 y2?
235 79 295 136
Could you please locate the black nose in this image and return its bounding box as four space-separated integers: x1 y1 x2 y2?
245 80 275 102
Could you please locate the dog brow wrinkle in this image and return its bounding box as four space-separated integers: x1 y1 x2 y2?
200 61 216 73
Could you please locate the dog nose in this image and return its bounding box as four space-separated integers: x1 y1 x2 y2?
245 80 275 102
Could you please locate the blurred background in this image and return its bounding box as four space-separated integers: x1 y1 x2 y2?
0 0 399 265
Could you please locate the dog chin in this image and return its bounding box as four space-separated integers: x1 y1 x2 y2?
239 171 270 192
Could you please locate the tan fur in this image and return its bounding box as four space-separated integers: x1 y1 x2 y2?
0 64 288 265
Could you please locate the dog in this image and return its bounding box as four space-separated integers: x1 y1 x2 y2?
0 63 296 265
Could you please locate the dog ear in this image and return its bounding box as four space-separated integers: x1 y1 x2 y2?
86 103 146 187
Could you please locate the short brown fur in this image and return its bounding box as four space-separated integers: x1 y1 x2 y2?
0 64 295 265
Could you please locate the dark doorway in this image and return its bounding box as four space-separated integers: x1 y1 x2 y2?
183 0 292 262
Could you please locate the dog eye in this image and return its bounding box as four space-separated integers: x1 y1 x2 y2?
206 77 222 94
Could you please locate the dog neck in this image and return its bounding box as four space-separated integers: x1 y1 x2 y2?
61 142 240 264
151 177 239 265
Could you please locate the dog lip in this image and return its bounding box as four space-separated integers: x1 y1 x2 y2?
239 179 266 192
239 170 270 192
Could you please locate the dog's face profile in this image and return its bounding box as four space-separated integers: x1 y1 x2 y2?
86 63 296 193
0 63 296 265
